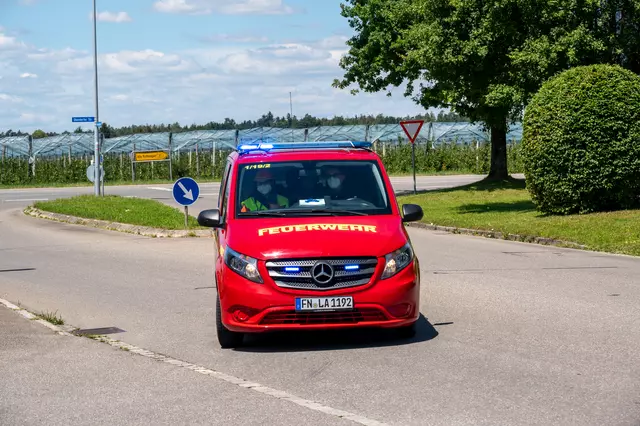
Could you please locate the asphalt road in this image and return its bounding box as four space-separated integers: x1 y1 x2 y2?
1 172 639 425
0 305 353 426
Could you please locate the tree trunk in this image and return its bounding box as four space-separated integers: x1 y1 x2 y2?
488 123 508 180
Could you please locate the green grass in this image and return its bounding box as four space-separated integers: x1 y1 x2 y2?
36 310 64 325
398 177 640 257
34 195 203 230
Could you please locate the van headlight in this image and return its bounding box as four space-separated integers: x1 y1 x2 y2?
381 242 414 279
224 247 263 283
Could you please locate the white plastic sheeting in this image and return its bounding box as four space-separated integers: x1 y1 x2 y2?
0 122 523 159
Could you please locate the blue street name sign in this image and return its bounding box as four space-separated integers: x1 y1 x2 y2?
172 177 200 206
72 117 95 123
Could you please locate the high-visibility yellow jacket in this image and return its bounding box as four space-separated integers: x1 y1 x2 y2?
240 194 289 211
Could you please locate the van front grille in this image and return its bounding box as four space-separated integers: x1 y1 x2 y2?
265 258 378 291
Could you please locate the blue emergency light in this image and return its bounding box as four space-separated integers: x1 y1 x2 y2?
236 141 373 154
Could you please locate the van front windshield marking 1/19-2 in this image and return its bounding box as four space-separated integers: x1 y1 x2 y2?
235 160 392 217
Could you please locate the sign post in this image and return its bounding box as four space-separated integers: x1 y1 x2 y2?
73 116 100 196
400 120 425 194
172 177 200 229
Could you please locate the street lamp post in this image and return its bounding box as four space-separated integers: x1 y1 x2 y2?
92 0 100 196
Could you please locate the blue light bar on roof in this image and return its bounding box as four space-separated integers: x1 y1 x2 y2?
236 141 373 154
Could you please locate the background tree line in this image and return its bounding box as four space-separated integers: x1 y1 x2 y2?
1 110 468 140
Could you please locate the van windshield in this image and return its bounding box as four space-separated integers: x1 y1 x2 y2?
235 160 392 217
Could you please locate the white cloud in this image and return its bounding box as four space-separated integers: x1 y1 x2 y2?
0 33 24 50
18 112 56 124
200 33 270 43
0 29 426 133
109 94 129 101
316 35 350 50
154 0 196 14
0 93 24 103
153 0 294 15
91 11 133 23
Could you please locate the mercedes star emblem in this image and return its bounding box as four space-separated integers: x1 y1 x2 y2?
311 262 334 285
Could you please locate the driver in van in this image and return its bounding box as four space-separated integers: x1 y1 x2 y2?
240 169 289 212
322 165 348 199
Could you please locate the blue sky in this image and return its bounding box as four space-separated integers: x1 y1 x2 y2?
1 0 427 133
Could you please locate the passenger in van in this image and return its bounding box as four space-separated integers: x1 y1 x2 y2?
240 169 289 212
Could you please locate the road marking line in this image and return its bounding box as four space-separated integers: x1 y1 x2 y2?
0 297 388 426
0 298 72 336
147 187 171 192
92 335 388 425
3 198 49 202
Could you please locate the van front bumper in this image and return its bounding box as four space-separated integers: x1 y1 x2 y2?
217 260 420 333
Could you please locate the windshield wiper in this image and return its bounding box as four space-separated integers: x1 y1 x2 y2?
241 208 369 217
240 210 288 217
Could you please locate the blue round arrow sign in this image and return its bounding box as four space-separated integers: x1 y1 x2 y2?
172 177 200 206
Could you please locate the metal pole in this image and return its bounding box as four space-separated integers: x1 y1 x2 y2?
211 141 215 178
92 0 100 196
101 134 105 195
168 133 173 181
131 143 136 182
412 142 416 194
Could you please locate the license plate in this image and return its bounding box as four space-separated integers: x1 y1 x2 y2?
295 296 353 311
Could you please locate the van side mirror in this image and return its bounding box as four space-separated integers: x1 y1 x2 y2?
197 209 222 228
401 204 423 222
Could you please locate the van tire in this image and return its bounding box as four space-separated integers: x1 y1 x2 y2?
216 294 244 349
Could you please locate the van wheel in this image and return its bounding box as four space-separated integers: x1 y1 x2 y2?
216 294 244 349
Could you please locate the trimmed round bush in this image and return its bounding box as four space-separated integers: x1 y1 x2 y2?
522 64 640 215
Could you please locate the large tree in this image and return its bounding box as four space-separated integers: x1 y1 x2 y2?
333 0 640 179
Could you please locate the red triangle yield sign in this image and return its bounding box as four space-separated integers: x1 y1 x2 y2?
400 120 424 144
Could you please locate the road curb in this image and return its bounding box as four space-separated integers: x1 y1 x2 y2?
0 298 76 336
405 221 588 250
23 207 213 238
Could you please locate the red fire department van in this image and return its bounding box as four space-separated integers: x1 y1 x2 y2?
197 141 424 348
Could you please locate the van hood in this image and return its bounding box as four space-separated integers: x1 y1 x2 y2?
226 216 408 260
